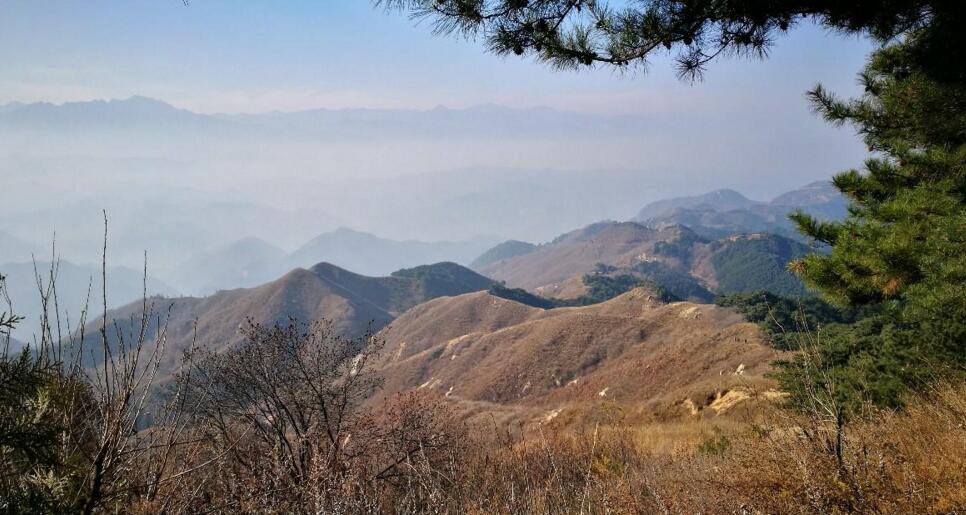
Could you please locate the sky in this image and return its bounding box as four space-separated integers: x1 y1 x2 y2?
0 1 881 268
1 1 873 115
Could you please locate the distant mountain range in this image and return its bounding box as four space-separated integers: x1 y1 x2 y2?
0 231 41 264
166 183 846 298
169 237 287 295
473 221 813 299
3 96 856 261
0 96 220 132
287 228 499 280
632 181 848 240
0 260 177 342
0 96 637 142
168 228 500 295
469 240 537 269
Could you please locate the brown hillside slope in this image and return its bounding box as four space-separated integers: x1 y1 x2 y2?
79 261 493 376
475 221 810 299
477 222 695 292
375 288 784 428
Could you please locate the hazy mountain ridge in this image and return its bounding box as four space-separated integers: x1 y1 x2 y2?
0 97 217 131
287 228 499 279
0 191 344 274
0 97 639 142
170 237 286 294
634 188 758 221
0 260 177 341
2 96 850 271
170 228 500 296
0 231 41 264
474 221 811 299
469 240 537 269
634 181 848 240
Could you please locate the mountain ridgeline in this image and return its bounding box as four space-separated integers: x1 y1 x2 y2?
473 221 813 302
374 288 780 419
633 181 847 241
76 261 494 376
166 228 499 296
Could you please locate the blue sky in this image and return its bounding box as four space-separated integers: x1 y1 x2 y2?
1 1 873 115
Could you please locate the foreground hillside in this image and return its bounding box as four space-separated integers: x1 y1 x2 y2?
475 221 810 299
374 287 783 432
8 253 963 514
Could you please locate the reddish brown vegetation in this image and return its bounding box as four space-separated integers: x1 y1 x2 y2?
135 382 965 514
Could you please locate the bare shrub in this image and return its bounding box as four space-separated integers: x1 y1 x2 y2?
165 319 467 513
0 222 202 514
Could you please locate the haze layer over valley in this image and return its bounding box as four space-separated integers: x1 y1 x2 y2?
0 94 865 269
0 95 859 338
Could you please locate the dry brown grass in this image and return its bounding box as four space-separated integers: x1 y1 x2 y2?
372 381 966 514
118 381 966 514
509 382 965 515
106 384 966 514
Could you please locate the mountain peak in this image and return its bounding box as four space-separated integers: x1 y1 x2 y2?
117 95 177 109
635 189 757 222
705 188 750 201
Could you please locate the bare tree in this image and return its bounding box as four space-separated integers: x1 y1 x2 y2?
0 215 208 513
174 318 464 512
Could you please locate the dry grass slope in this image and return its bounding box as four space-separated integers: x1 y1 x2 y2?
375 287 785 433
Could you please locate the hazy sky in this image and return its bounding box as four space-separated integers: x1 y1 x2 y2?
2 1 873 115
0 1 883 268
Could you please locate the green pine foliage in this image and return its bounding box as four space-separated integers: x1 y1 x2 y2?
578 273 654 303
389 262 496 299
380 1 956 80
0 348 93 512
710 236 812 297
715 291 875 350
651 230 705 264
629 261 712 302
781 30 966 411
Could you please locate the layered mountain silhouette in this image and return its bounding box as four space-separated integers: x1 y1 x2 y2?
634 188 758 221
0 96 205 128
633 181 848 240
170 237 286 294
5 96 821 254
0 97 634 141
0 231 41 264
474 221 812 299
170 228 499 295
0 260 176 341
287 228 498 278
469 240 536 269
